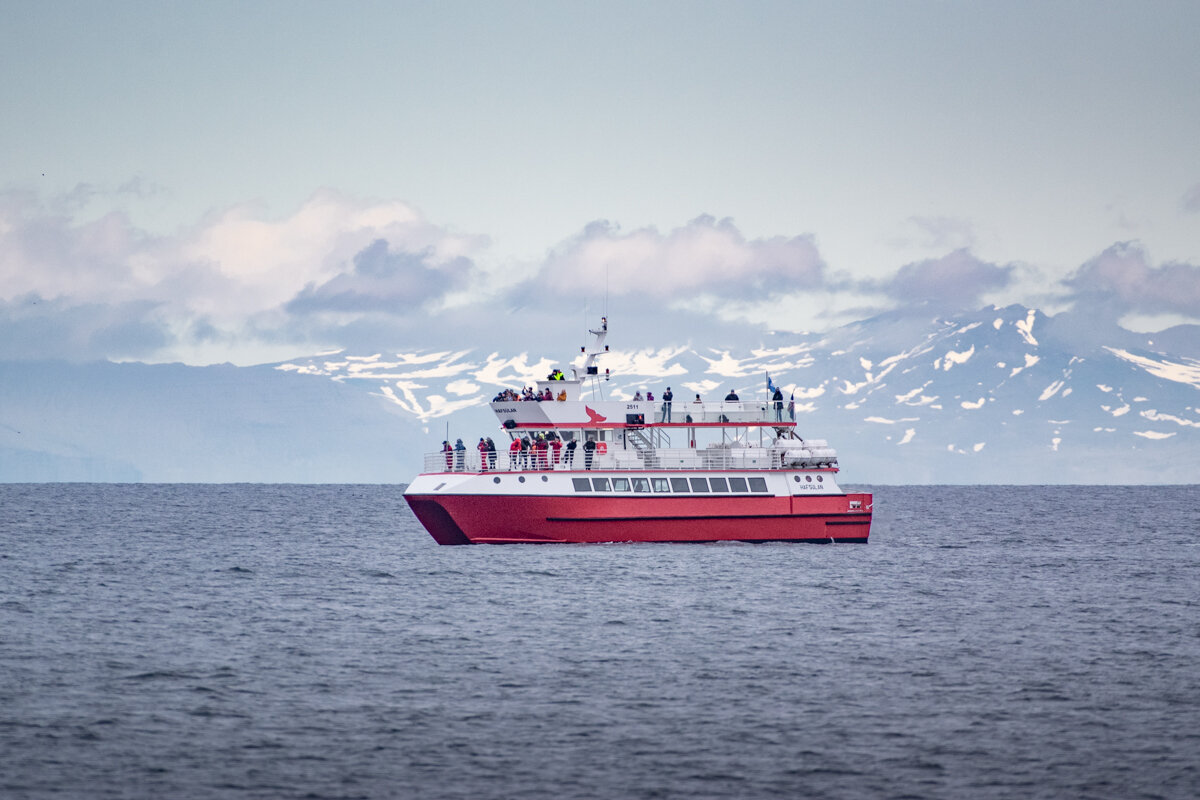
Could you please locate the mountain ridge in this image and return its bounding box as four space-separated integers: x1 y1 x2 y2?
3 304 1197 483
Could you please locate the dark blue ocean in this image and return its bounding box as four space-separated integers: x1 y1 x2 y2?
1 484 1197 799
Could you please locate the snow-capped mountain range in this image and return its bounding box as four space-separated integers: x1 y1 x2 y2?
275 304 1200 485
2 303 1197 483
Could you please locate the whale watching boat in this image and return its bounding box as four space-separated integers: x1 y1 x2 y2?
404 319 872 544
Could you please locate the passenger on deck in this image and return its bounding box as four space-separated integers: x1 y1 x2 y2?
662 387 673 422
773 387 784 421
509 437 520 469
725 389 739 401
583 436 596 470
454 438 466 471
477 438 489 471
633 390 643 401
564 437 577 466
550 433 563 465
557 389 567 401
443 440 452 470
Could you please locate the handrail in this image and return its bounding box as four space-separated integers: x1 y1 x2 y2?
423 445 836 474
655 401 792 425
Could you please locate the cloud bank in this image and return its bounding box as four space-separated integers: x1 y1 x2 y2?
1062 241 1200 318
2 187 1196 364
532 215 826 300
876 249 1016 310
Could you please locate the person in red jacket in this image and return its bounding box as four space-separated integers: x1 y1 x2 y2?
477 438 489 471
509 437 521 470
442 440 452 470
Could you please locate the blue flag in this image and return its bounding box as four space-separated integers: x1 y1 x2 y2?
766 372 777 395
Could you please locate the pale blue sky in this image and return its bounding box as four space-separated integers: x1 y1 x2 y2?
2 1 1198 363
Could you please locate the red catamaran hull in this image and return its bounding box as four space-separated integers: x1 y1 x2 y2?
405 492 872 545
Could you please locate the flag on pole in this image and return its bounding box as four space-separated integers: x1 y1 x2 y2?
766 372 777 396
788 391 795 421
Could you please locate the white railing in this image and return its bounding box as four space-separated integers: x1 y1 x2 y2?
423 445 835 474
654 401 792 425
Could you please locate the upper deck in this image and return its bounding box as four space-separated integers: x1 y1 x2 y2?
493 380 793 429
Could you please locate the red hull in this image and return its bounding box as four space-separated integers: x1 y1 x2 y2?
405 492 872 545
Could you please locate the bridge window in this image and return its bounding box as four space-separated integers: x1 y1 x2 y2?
611 477 630 492
708 477 729 492
572 478 591 492
632 477 651 493
670 477 690 492
689 477 709 492
652 478 671 492
592 477 611 491
728 477 748 492
748 477 768 492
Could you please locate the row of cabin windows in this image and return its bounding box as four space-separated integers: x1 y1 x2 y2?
571 476 769 494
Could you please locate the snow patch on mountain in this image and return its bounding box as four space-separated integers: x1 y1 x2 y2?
1010 353 1039 377
1039 381 1066 401
791 384 826 399
1105 348 1200 390
1134 430 1176 440
1016 309 1039 346
940 344 975 371
1139 409 1200 428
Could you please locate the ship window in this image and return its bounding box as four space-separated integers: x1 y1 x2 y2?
709 477 729 492
652 477 671 493
632 478 651 493
541 475 548 482
817 475 823 482
572 478 592 492
728 477 748 492
518 476 526 483
748 477 768 492
611 477 630 492
493 477 501 484
689 477 709 492
592 477 611 491
806 475 813 482
670 477 690 492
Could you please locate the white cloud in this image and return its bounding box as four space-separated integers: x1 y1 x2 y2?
532 216 825 301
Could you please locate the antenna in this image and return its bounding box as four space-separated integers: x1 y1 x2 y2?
604 267 609 321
